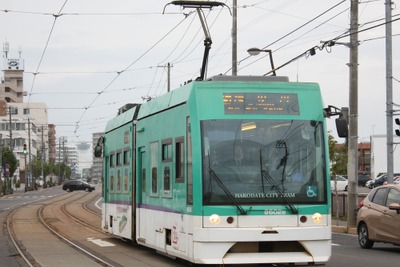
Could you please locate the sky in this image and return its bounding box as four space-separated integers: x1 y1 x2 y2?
0 0 399 147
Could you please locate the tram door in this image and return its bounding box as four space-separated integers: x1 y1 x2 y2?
103 155 109 231
137 147 146 241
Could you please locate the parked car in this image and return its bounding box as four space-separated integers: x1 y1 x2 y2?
357 184 400 249
368 173 400 189
330 175 348 191
62 179 95 192
365 178 376 188
358 173 371 187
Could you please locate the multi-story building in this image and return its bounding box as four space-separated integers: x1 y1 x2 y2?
0 103 48 186
55 141 79 168
0 48 25 103
1 45 50 188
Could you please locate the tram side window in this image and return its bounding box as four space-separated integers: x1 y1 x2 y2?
175 137 184 183
123 149 129 165
140 150 146 193
116 151 122 166
164 167 170 191
110 153 115 192
117 169 121 191
110 153 115 167
162 139 172 162
187 117 193 205
150 141 159 195
152 167 158 193
123 149 130 193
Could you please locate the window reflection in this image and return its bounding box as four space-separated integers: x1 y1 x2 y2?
201 119 326 205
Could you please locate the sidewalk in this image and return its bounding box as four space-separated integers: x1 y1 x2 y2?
332 218 357 235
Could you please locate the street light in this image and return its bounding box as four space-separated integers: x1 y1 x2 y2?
247 48 276 76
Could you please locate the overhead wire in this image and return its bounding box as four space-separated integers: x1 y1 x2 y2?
224 0 347 75
73 14 190 135
26 0 69 105
261 15 400 76
4 1 396 142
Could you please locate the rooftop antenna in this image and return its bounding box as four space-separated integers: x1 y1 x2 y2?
164 1 228 81
3 41 9 58
18 45 22 59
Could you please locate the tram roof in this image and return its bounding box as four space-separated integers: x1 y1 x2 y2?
105 75 320 132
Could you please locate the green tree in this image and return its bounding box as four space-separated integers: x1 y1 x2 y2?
2 146 18 177
328 132 347 175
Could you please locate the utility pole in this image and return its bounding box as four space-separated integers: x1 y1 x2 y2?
58 137 61 182
167 62 171 92
232 0 238 76
28 118 33 189
347 0 359 228
385 0 394 184
9 106 12 150
41 126 45 186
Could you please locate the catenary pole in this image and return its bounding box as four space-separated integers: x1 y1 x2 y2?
385 0 394 184
347 0 359 228
232 0 237 76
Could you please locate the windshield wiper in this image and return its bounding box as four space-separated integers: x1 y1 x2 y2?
261 170 298 214
209 169 247 215
259 150 298 214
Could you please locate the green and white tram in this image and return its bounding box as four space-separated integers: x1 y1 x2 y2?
97 75 344 265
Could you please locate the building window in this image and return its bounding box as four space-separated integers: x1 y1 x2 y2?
23 108 30 115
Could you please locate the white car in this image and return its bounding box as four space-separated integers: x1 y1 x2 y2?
330 175 348 191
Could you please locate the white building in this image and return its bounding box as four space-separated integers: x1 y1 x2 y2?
0 103 48 188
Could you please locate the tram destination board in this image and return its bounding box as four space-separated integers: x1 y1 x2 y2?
223 93 299 115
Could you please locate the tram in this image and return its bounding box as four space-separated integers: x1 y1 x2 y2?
95 75 346 265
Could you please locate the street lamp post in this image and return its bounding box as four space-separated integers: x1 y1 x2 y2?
247 48 277 76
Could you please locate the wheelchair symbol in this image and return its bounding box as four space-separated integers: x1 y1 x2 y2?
306 186 317 197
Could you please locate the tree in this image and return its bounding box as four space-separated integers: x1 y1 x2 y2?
1 146 18 177
328 132 348 175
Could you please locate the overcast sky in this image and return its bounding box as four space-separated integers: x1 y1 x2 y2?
0 0 399 146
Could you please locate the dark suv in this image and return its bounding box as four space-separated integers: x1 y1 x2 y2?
62 180 95 192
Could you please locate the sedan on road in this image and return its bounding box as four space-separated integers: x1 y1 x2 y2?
62 180 95 192
357 184 400 249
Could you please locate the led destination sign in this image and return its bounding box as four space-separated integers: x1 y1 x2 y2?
223 93 299 115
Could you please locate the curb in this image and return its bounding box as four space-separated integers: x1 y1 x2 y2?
332 225 357 235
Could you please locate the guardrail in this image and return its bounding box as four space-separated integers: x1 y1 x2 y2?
331 192 368 218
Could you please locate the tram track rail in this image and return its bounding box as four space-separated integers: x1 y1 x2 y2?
58 192 103 233
6 191 119 267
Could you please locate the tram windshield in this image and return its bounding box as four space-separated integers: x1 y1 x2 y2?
201 119 327 206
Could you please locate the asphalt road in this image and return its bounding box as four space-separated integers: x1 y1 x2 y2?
1 186 399 267
329 233 400 266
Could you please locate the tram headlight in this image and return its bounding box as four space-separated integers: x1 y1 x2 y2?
312 213 322 223
209 214 221 224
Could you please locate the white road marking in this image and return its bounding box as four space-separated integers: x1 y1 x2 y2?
87 237 115 247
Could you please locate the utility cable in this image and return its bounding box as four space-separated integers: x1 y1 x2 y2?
224 0 347 75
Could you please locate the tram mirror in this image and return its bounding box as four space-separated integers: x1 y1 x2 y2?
94 144 103 158
335 118 348 138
